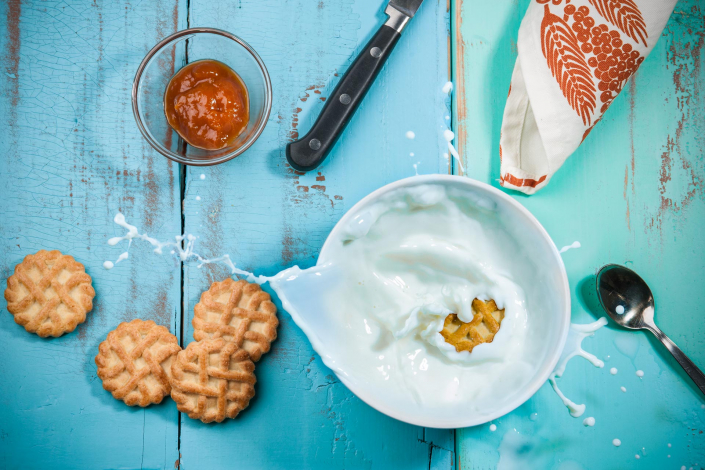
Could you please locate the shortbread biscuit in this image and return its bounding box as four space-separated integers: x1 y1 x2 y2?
171 338 256 423
95 319 181 406
193 279 278 361
4 249 95 337
440 299 505 353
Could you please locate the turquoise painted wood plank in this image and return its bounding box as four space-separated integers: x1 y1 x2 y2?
0 1 186 469
179 0 453 468
454 0 705 468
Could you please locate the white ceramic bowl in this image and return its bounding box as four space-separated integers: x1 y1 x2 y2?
316 175 571 428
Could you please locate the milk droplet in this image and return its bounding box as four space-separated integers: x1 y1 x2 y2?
489 424 497 432
636 370 644 377
405 131 415 139
529 413 538 421
610 368 618 375
103 261 114 270
668 443 672 447
583 417 595 426
442 81 453 94
621 386 627 392
558 241 581 253
200 174 205 180
635 455 640 459
616 305 625 314
196 196 201 201
410 152 415 157
613 439 621 447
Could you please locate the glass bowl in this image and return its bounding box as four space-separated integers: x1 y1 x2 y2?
132 28 272 166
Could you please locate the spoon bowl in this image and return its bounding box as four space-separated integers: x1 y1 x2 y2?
596 264 655 330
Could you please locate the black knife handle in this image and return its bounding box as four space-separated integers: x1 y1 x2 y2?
286 25 401 172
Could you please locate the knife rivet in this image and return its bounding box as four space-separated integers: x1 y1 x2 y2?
309 139 321 150
339 94 352 105
370 47 382 58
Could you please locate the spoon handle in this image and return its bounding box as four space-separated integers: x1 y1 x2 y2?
647 324 705 395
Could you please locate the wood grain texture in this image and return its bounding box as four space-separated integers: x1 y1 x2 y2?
0 0 185 468
179 1 452 469
454 0 705 468
8 0 699 467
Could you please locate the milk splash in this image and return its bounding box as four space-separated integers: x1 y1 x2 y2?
444 130 465 173
106 204 604 421
549 317 608 417
441 82 464 174
104 213 266 283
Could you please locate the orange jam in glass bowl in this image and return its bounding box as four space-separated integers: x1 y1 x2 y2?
164 59 249 150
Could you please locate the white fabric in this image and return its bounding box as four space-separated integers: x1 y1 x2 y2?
500 0 677 194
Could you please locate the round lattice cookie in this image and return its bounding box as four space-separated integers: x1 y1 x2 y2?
95 319 181 406
170 338 256 423
193 279 278 361
4 249 95 337
440 298 505 353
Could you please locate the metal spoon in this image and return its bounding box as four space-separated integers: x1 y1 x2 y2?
596 264 705 396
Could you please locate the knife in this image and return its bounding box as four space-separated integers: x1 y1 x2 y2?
285 0 424 172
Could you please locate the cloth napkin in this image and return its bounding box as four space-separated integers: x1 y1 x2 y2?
499 0 678 194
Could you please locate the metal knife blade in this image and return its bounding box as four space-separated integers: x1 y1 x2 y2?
388 0 424 18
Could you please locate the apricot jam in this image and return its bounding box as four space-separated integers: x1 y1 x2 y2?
164 60 249 150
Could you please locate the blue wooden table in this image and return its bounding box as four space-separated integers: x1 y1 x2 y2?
0 0 702 468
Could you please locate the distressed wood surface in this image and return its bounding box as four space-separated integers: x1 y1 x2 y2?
4 0 702 468
180 1 453 469
0 0 186 469
1 0 453 469
454 0 705 468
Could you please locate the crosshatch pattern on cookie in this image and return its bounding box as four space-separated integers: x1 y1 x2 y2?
440 299 505 353
193 279 278 361
4 250 95 337
95 319 181 407
170 338 256 423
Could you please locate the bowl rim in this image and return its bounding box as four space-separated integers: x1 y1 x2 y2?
131 27 273 166
317 174 571 428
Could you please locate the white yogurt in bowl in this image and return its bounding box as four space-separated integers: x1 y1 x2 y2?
270 175 570 428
